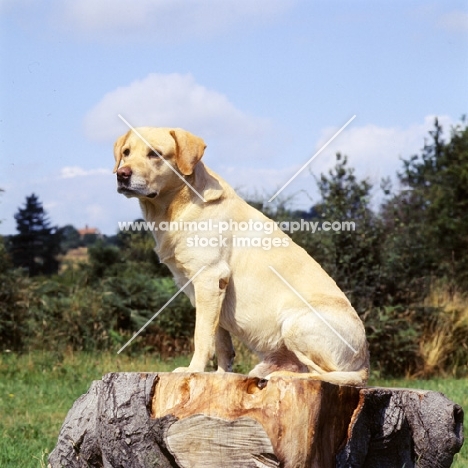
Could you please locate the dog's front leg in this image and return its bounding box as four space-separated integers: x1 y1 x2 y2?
174 267 230 373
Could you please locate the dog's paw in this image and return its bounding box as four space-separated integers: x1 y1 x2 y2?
172 367 193 373
264 370 298 380
265 370 322 380
173 366 205 373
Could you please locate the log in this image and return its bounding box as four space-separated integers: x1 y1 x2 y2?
48 372 464 468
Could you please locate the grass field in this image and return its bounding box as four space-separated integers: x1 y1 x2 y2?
0 351 466 467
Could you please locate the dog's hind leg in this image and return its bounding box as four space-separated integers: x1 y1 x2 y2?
263 347 368 385
215 327 235 373
272 313 369 386
248 346 308 379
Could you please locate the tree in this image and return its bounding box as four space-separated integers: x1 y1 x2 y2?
382 118 468 291
10 193 62 276
60 224 82 251
293 153 383 313
0 189 30 350
115 221 171 276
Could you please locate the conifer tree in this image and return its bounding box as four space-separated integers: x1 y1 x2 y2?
10 193 62 276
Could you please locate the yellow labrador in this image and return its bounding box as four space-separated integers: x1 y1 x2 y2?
113 127 369 385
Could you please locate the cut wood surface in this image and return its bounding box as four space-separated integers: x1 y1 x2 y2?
48 372 464 468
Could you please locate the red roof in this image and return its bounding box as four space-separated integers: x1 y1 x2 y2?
78 225 101 236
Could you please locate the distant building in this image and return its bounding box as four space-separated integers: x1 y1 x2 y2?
77 225 102 239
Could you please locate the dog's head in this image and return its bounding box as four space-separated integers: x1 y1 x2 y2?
113 127 206 199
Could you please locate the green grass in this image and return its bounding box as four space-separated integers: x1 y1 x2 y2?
0 351 190 467
1 351 466 467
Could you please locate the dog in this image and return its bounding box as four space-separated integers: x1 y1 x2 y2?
113 127 369 385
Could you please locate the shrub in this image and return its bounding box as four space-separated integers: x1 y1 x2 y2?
0 238 30 351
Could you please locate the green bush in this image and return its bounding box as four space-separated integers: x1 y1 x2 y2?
0 238 30 351
102 274 195 349
25 278 110 352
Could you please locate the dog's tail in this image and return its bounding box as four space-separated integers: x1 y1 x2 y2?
312 368 368 386
291 349 369 386
265 368 368 386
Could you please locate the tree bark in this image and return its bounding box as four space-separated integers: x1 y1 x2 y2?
48 372 464 468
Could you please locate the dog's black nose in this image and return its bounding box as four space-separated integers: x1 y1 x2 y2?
117 166 132 182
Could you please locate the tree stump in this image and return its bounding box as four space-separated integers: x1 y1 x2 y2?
48 372 464 468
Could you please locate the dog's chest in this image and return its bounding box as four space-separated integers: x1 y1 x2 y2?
152 231 174 264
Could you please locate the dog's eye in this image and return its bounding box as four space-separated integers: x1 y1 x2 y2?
123 148 130 156
147 150 161 159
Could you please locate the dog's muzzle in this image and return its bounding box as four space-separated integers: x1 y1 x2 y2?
116 167 157 198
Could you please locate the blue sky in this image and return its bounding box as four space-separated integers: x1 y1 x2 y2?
1 0 467 235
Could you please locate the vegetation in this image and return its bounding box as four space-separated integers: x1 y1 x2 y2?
9 194 62 276
0 352 191 468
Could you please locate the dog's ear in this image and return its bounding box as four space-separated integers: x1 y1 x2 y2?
113 133 129 173
170 129 206 176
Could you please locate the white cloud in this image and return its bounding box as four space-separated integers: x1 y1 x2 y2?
437 11 468 33
60 166 109 179
84 73 272 162
1 0 295 44
51 0 295 42
220 114 458 211
310 115 456 187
